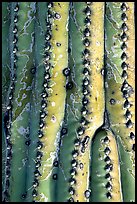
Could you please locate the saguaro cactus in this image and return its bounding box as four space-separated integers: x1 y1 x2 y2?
2 2 135 202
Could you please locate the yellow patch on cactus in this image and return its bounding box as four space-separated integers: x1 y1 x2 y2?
73 3 105 202
36 3 69 201
125 2 135 129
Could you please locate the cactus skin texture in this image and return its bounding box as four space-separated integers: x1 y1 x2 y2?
25 3 48 202
33 2 69 202
2 3 10 199
105 2 135 202
2 2 135 202
90 129 122 202
3 2 36 202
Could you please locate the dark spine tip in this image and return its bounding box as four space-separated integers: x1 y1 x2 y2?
33 179 39 188
109 98 116 105
104 147 111 155
71 159 77 167
25 140 31 146
69 178 76 185
121 70 128 79
53 160 59 167
121 32 128 42
72 150 79 158
52 174 58 180
121 3 127 12
103 136 110 143
74 139 81 146
69 187 75 195
84 17 91 26
63 68 71 76
126 119 133 128
121 42 127 51
105 173 111 180
38 130 44 138
68 197 74 202
83 38 90 47
32 189 37 197
54 12 61 19
104 164 113 172
70 168 77 176
104 156 111 164
83 28 91 37
121 23 128 32
132 144 135 151
81 106 88 115
84 7 91 16
121 52 127 61
77 126 85 136
61 127 68 135
106 192 112 199
82 97 89 105
124 100 130 108
37 141 43 150
66 82 73 90
105 182 112 191
36 151 43 160
34 169 41 177
130 132 135 140
83 68 90 76
48 2 53 8
84 190 91 198
83 48 90 57
35 161 41 168
22 193 27 199
121 13 128 21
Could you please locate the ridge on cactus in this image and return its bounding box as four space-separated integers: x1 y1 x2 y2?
2 2 135 202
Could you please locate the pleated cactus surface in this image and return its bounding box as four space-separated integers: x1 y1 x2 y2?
2 2 135 202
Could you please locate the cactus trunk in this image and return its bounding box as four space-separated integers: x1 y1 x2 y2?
2 2 135 202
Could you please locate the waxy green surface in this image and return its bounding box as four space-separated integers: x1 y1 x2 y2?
25 3 48 201
56 3 86 201
9 3 36 202
2 2 135 202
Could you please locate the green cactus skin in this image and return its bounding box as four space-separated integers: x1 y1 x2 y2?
55 3 86 201
2 3 10 198
25 3 48 202
34 2 69 202
2 2 10 106
56 2 105 202
2 2 135 202
105 2 135 202
5 2 36 202
89 129 122 202
72 2 105 202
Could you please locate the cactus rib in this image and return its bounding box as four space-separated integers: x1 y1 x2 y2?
105 2 135 202
5 2 36 202
89 129 122 202
72 3 105 202
34 2 69 202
